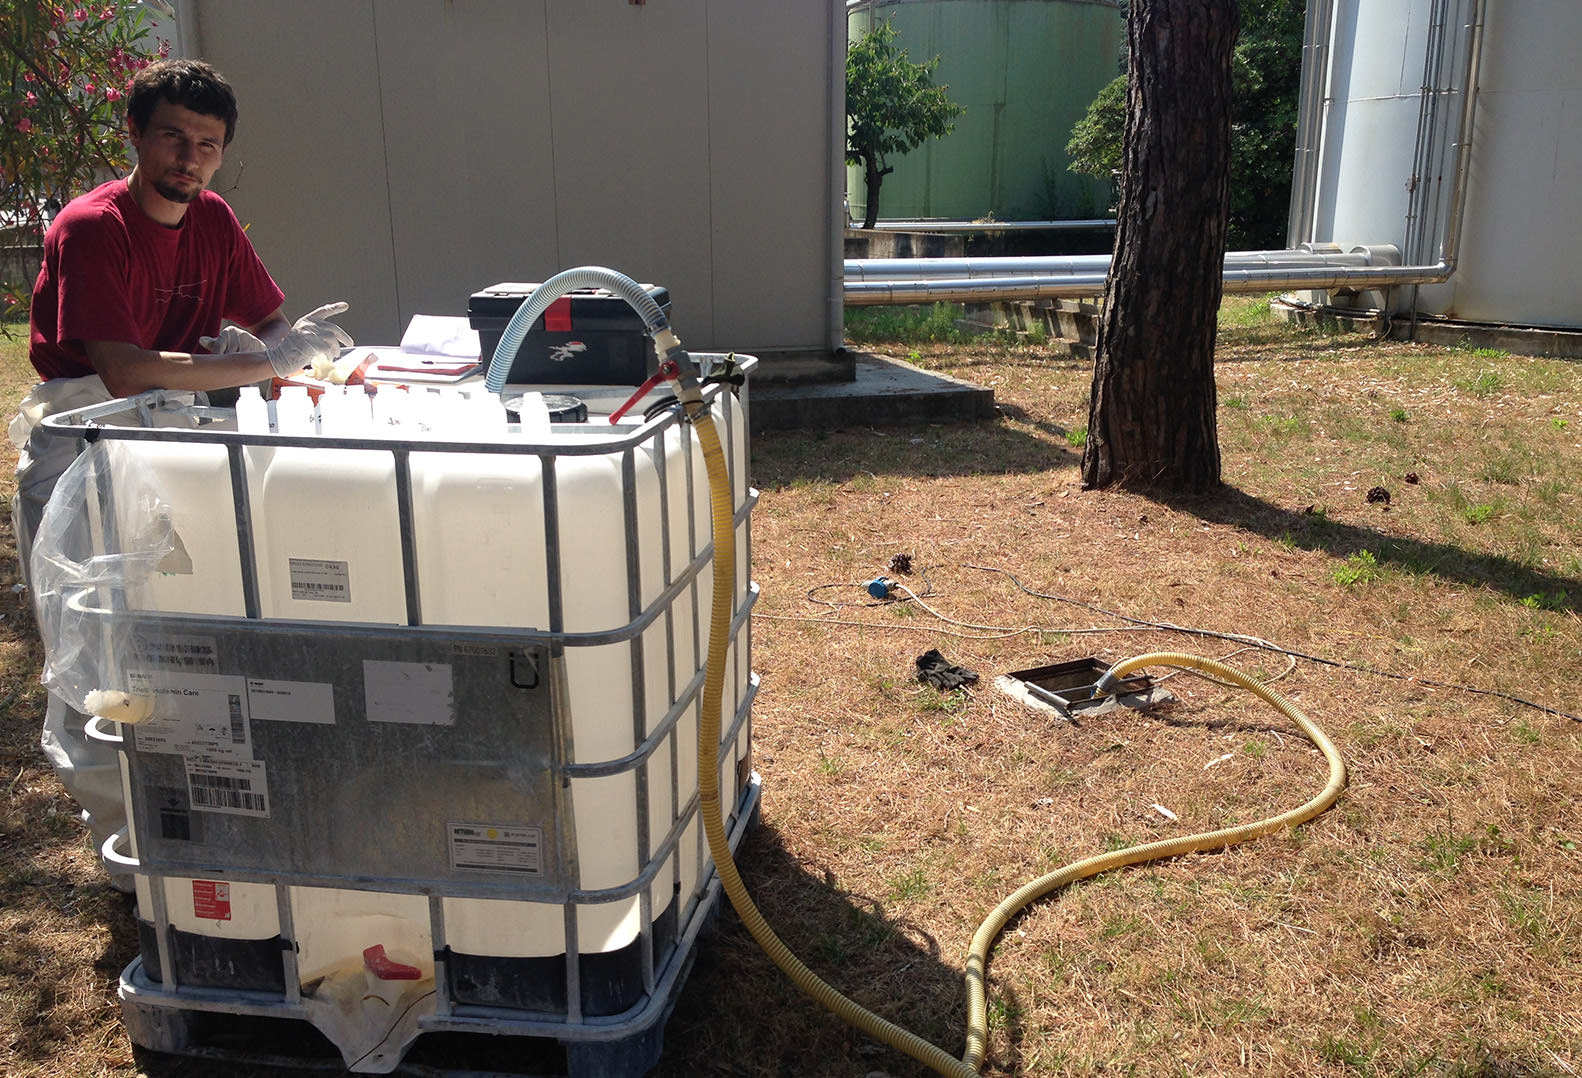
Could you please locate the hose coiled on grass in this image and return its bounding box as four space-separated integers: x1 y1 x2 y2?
688 387 1348 1075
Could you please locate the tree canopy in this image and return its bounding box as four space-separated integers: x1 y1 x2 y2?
1065 0 1303 249
1064 73 1127 181
845 20 963 230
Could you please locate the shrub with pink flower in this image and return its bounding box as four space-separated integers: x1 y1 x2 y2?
2 0 168 318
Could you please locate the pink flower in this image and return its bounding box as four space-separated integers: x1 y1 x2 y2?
73 7 88 19
157 39 171 57
102 5 117 16
25 91 38 107
16 117 33 133
105 87 122 101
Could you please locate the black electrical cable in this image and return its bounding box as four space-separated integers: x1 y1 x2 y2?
343 989 438 1073
807 564 935 608
968 563 1581 724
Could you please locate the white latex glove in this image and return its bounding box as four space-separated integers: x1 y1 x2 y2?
265 302 354 377
198 325 267 354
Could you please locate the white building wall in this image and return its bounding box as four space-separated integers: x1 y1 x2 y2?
183 0 842 375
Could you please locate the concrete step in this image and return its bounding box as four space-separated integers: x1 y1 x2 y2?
749 350 995 432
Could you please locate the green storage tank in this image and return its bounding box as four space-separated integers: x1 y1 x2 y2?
847 0 1124 223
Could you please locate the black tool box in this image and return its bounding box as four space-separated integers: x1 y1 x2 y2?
468 282 669 386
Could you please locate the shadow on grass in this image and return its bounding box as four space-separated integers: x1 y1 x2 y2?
659 819 996 1078
1154 483 1581 614
753 420 1576 612
1211 334 1384 364
753 415 1079 487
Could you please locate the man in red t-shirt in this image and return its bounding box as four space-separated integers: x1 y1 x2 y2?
11 59 353 873
26 59 350 394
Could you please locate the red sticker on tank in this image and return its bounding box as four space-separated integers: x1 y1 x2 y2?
192 880 232 921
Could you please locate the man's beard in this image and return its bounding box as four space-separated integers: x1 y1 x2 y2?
151 176 201 204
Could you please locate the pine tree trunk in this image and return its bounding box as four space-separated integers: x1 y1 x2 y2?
1081 0 1237 491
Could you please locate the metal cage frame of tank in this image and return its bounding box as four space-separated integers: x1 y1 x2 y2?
37 364 758 1077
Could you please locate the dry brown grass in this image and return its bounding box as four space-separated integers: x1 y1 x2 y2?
3 303 1580 1078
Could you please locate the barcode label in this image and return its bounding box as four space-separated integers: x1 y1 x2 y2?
288 558 352 603
185 759 270 818
190 772 264 811
228 694 245 744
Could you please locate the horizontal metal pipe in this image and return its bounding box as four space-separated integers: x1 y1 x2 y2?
843 262 1450 306
845 248 1385 282
854 218 1117 232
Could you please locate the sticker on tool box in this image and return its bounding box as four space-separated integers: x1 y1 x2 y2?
185 757 270 818
288 557 352 603
128 670 253 760
448 822 543 875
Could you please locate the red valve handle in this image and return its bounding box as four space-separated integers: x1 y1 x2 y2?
608 359 681 424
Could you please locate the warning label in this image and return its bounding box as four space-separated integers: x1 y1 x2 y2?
192 880 231 921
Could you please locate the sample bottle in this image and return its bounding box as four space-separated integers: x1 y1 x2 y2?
235 385 270 434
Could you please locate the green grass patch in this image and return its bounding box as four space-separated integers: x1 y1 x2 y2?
888 868 930 902
1332 549 1382 587
844 303 970 345
1454 369 1505 398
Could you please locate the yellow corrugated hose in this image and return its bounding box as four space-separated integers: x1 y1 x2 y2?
688 397 1347 1077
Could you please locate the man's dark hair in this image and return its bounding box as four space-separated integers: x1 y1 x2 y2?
127 59 239 146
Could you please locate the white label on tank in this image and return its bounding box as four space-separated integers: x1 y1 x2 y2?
185 757 270 818
364 660 454 725
246 678 336 724
287 557 352 603
448 822 542 875
130 670 253 760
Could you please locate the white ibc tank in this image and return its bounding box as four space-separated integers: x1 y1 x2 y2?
93 373 754 1013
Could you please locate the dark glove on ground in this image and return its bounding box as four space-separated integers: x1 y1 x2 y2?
916 648 979 691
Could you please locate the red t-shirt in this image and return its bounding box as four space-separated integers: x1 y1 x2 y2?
29 179 285 381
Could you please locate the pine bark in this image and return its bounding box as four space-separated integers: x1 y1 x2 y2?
1081 0 1237 491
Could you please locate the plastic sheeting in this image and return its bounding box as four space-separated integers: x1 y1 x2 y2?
30 440 176 718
